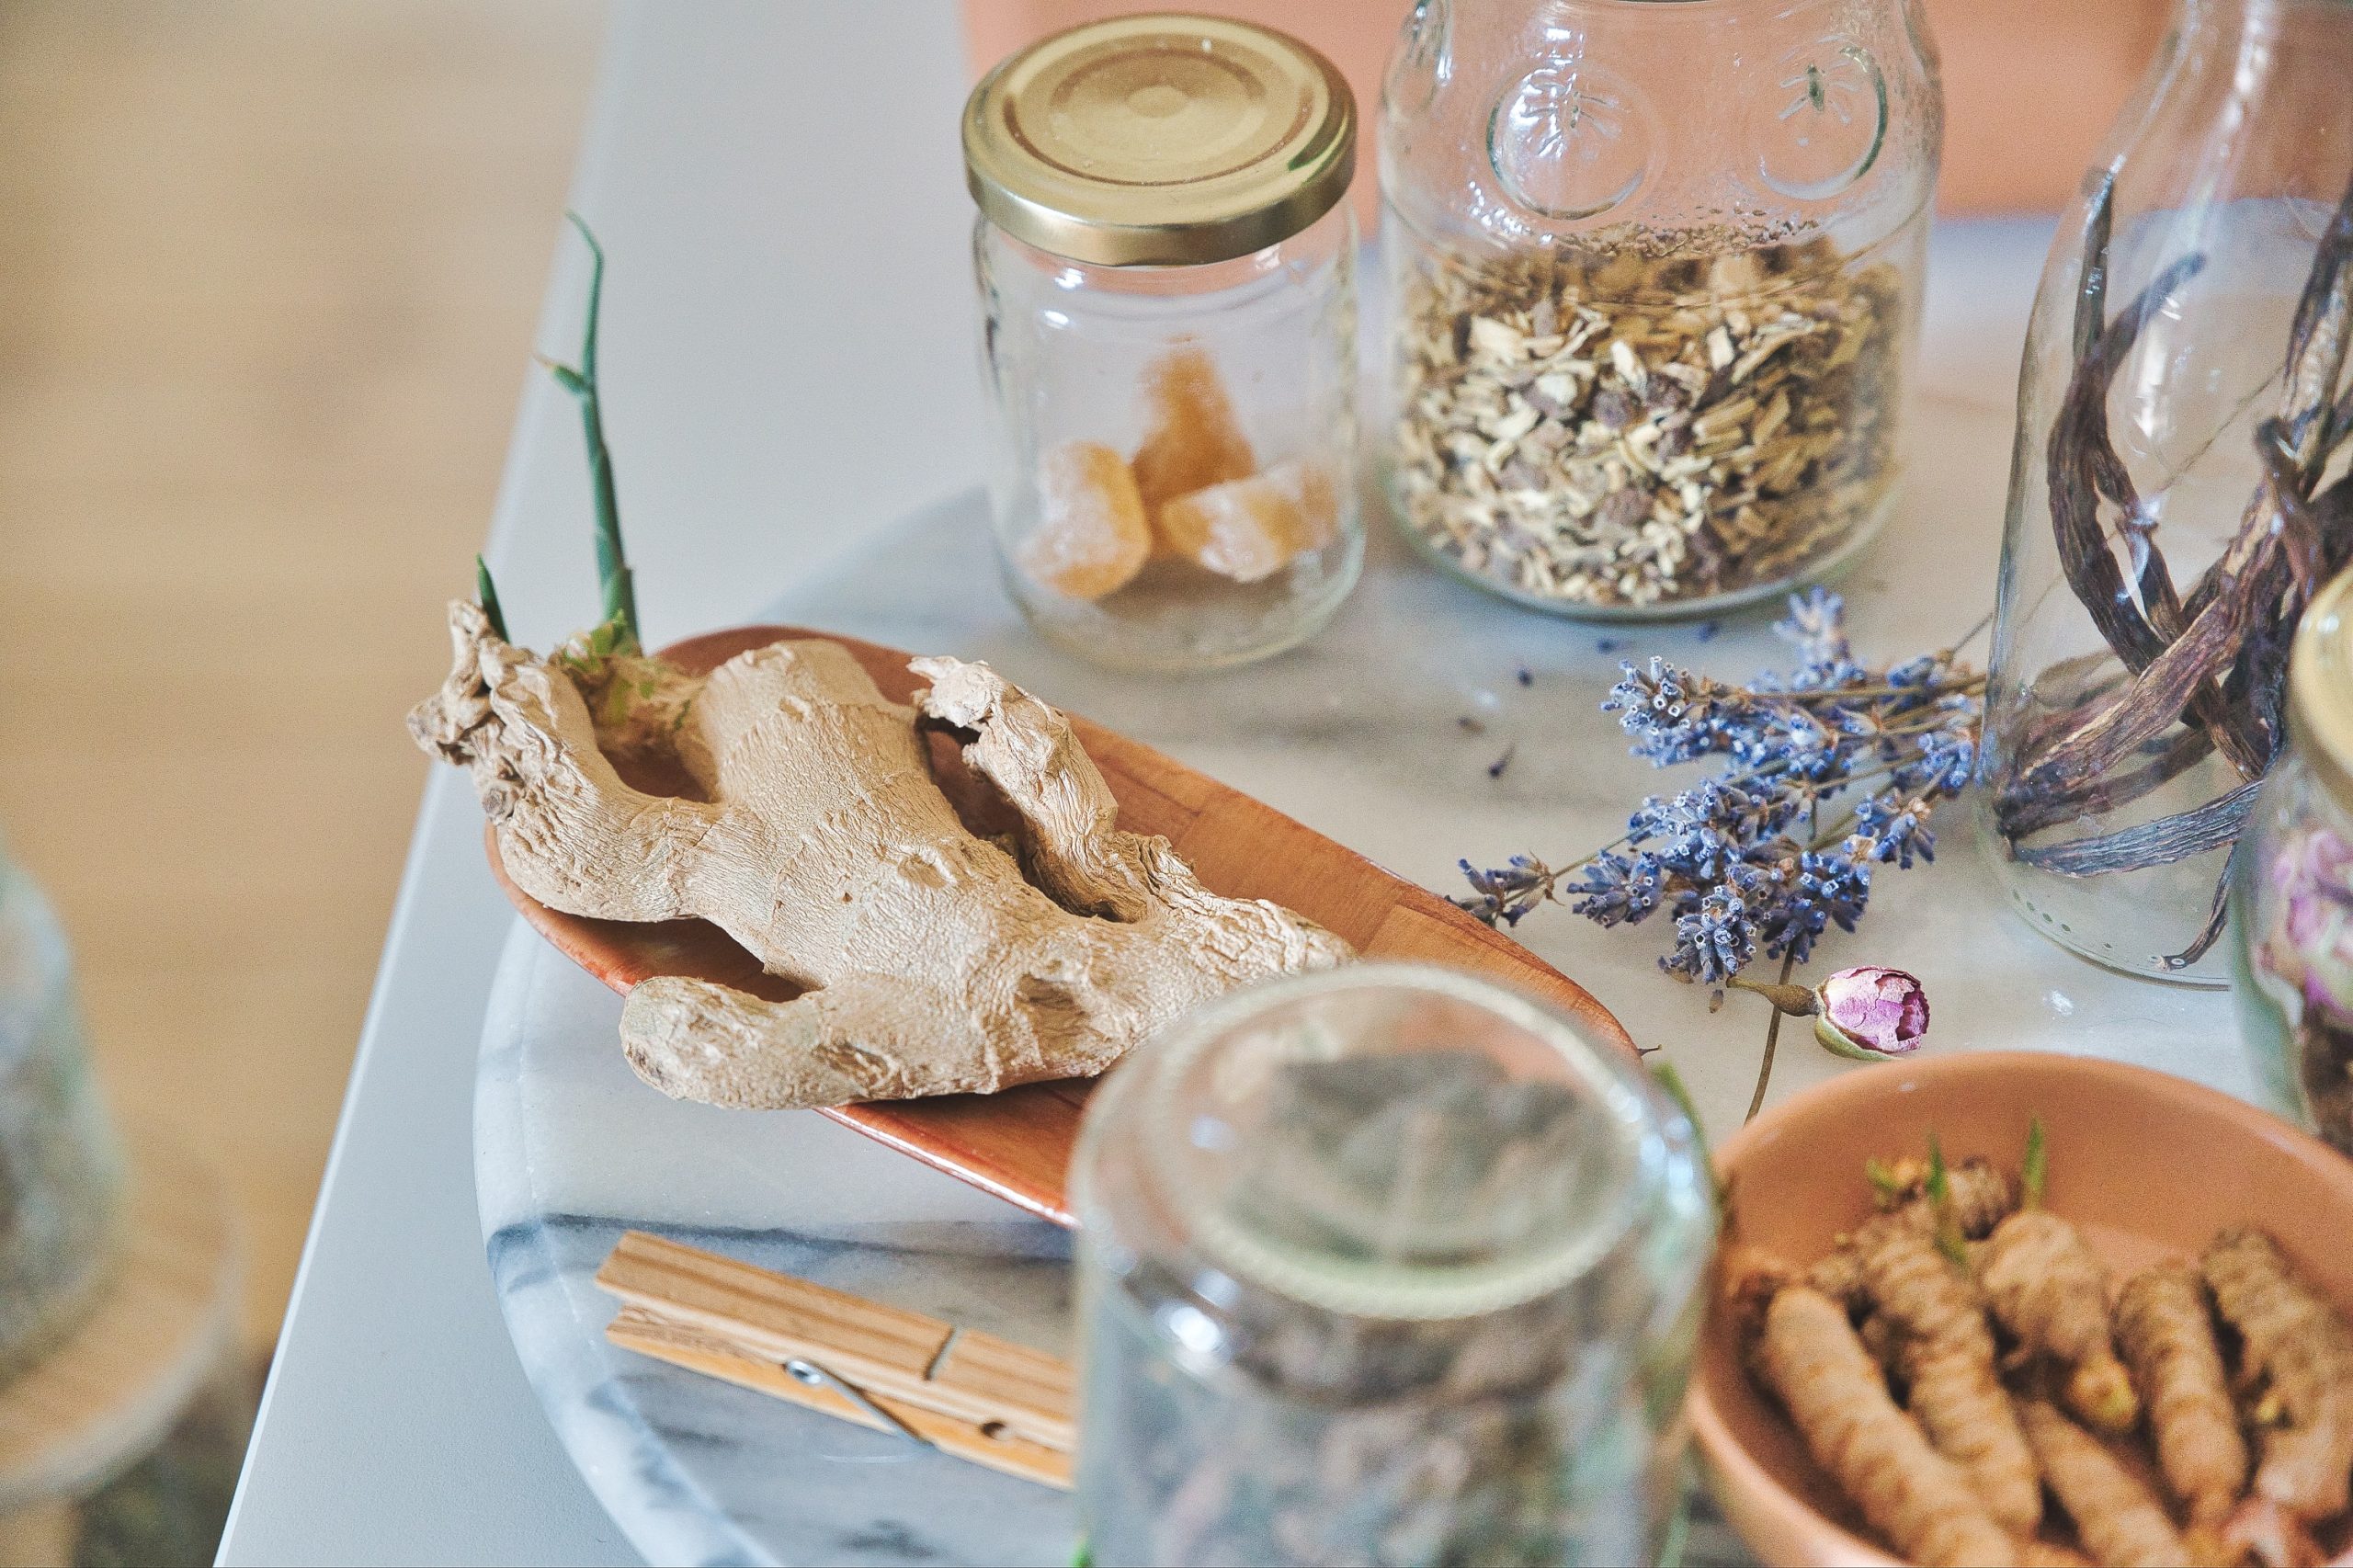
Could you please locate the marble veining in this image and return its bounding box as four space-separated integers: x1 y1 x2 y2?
476 446 2247 1565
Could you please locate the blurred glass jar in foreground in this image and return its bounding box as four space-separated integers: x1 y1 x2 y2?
0 830 122 1383
964 16 1362 672
2234 568 2353 1155
1380 0 1939 619
1070 964 1712 1567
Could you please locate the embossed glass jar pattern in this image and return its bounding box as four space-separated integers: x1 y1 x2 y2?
1380 0 1941 619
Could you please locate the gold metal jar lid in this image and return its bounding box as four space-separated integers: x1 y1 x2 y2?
962 14 1355 267
2292 564 2353 809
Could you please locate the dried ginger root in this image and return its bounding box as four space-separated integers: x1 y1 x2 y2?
1977 1210 2139 1435
1745 1278 2018 1568
1809 1155 2017 1309
2018 1398 2190 1568
2115 1263 2248 1528
2202 1228 2353 1522
1131 344 1256 516
411 601 1351 1108
1856 1223 2042 1533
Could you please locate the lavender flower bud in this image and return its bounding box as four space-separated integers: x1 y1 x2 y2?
1811 965 1928 1060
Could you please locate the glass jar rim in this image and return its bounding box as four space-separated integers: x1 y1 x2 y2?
1115 962 1668 1322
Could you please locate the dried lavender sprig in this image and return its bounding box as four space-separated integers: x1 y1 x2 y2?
1454 589 1984 986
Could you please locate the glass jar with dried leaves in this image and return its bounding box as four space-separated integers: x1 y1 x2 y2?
1980 0 2353 985
1068 965 1711 1568
2234 565 2353 1153
964 17 1363 672
1379 0 1940 619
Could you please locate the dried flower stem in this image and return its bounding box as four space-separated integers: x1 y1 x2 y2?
1745 950 1802 1122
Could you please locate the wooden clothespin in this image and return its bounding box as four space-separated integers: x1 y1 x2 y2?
595 1230 1075 1489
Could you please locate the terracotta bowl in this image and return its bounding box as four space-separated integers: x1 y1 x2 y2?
1688 1050 2353 1568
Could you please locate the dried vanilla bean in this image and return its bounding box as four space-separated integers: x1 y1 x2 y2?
1997 167 2353 942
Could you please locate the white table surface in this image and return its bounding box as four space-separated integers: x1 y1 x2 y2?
219 4 2142 1562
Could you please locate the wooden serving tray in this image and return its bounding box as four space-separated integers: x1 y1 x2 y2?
486 624 1632 1227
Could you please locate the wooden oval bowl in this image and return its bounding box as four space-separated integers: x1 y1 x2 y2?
1689 1050 2353 1567
485 623 1633 1227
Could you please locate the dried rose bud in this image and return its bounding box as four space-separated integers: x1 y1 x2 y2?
1725 965 1929 1062
1813 966 1928 1060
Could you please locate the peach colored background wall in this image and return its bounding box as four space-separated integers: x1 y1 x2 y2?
961 0 2172 218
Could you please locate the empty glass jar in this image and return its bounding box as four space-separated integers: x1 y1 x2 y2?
1380 0 1940 619
964 16 1363 672
1069 964 1712 1567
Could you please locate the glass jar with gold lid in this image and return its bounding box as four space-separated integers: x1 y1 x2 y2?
2234 566 2353 1155
963 15 1361 672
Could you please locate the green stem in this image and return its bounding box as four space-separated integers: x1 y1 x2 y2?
474 554 509 642
548 212 638 653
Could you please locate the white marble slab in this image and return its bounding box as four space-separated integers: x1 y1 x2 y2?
475 432 2256 1563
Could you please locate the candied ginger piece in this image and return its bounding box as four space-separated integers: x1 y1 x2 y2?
1018 441 1152 600
1155 459 1338 583
1131 345 1256 510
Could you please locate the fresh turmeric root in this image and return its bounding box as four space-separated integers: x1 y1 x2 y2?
1747 1279 2018 1568
1856 1223 2042 1533
1976 1211 2139 1435
2013 1542 2097 1568
2018 1398 2189 1568
2115 1263 2247 1528
2202 1229 2353 1523
1811 1156 2018 1308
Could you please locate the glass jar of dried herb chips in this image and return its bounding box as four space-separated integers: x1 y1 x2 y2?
963 17 1363 672
1981 0 2353 984
1068 964 1712 1567
1379 0 1939 619
2234 566 2353 1154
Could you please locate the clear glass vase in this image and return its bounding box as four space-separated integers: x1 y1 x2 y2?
1979 0 2353 985
1378 0 1940 619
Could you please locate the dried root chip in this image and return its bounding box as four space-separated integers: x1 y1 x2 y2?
1976 1210 2139 1435
1131 344 1256 511
1155 460 1337 583
1749 1283 2018 1568
2018 1399 2189 1568
2115 1263 2247 1527
2201 1228 2353 1521
1857 1225 2041 1533
1018 440 1152 600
